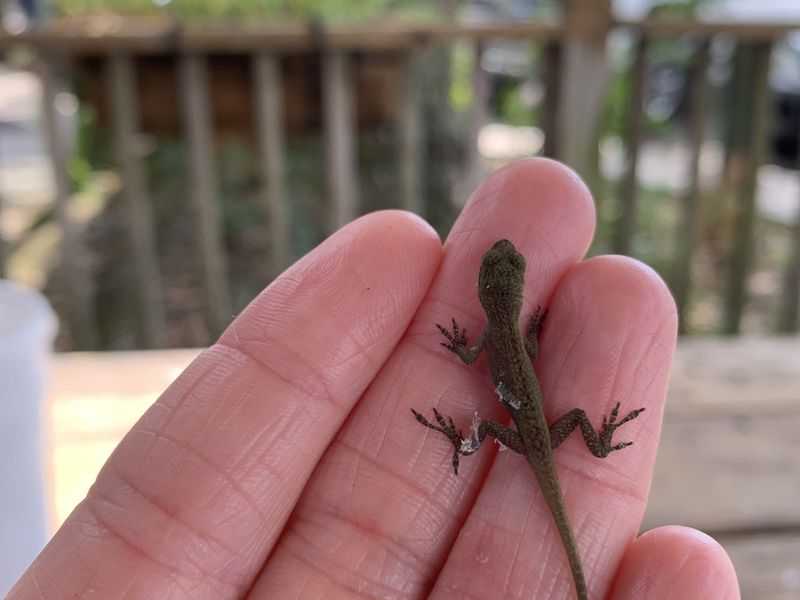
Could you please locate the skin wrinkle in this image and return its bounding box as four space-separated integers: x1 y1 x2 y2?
164 370 257 459
188 381 258 461
216 341 338 410
298 507 422 587
280 526 412 600
321 438 455 535
504 487 537 597
126 427 267 523
81 499 184 581
273 547 367 599
331 325 382 381
99 459 244 577
140 356 216 434
599 331 633 426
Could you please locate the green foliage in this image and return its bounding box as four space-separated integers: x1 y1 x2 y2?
449 44 473 113
649 0 721 19
56 0 431 21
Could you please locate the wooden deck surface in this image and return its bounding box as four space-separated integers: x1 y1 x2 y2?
48 337 800 599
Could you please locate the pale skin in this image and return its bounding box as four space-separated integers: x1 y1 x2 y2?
9 159 739 599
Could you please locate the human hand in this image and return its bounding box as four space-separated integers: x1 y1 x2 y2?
9 159 738 599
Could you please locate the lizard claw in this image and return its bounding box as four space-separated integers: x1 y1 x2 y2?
528 304 548 339
599 402 645 455
436 319 469 354
411 407 466 475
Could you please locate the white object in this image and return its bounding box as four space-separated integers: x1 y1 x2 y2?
0 280 57 596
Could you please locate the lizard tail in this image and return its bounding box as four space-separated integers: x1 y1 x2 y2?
532 463 589 600
551 509 589 600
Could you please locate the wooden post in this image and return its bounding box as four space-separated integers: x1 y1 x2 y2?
777 59 800 334
672 40 711 334
613 35 648 256
723 42 772 334
178 54 232 338
323 50 358 230
108 54 166 348
556 0 612 183
778 197 800 333
467 40 489 193
38 56 98 349
541 40 561 159
252 53 289 278
399 49 423 216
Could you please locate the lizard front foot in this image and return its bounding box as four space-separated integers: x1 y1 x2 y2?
435 318 484 364
599 401 646 455
411 407 465 475
436 318 469 354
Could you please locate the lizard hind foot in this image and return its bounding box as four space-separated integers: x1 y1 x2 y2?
600 402 646 454
410 407 466 475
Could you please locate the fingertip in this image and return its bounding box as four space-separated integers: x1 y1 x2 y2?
472 156 595 222
611 526 740 600
452 157 596 265
560 254 678 337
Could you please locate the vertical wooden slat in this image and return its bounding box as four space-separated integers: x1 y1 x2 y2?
399 49 423 216
467 40 489 191
541 40 561 159
178 54 232 338
252 53 289 278
613 35 647 256
778 202 800 332
108 54 166 348
38 56 98 349
723 42 772 334
556 0 611 183
777 78 800 333
672 40 711 334
323 50 358 230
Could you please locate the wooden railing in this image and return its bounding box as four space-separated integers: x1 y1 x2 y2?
1 14 800 348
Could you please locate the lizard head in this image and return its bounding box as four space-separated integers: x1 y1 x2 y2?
477 239 526 319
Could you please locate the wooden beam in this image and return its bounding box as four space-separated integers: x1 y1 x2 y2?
0 18 564 54
108 53 166 348
38 56 98 349
178 54 232 338
6 17 800 56
323 50 358 230
623 18 800 41
252 53 289 278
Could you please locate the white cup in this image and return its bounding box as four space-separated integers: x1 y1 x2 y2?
0 280 57 596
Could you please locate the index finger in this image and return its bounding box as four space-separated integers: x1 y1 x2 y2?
8 211 442 600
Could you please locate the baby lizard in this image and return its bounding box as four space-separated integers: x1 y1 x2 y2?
412 239 645 600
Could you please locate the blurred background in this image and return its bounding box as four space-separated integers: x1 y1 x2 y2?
0 0 798 598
